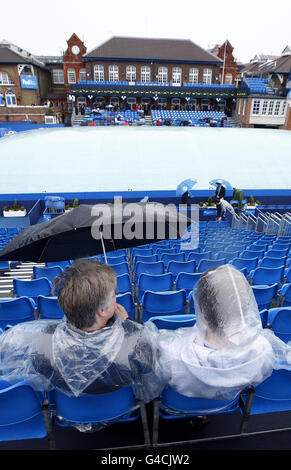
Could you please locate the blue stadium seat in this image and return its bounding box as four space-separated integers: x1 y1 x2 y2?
37 295 64 319
278 283 291 307
175 272 201 296
231 257 259 275
160 252 185 265
166 260 196 281
116 292 136 319
46 261 72 270
249 266 285 286
116 273 132 294
13 278 52 304
267 307 291 343
0 296 36 329
134 261 165 284
0 381 47 443
147 314 196 330
33 265 62 283
152 385 240 446
252 283 278 310
258 256 288 269
50 386 150 447
108 261 130 276
187 251 211 262
141 290 187 323
137 273 173 303
197 258 226 273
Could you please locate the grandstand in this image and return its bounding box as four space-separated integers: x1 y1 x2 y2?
0 124 291 451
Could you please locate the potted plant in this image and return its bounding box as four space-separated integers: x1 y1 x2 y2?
3 200 27 217
65 198 79 212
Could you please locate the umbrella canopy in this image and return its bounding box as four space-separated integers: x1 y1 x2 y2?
209 178 233 191
176 178 198 197
0 203 192 263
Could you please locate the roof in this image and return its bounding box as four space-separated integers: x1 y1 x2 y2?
0 41 45 67
85 37 223 64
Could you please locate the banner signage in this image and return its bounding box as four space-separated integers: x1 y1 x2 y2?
20 75 38 89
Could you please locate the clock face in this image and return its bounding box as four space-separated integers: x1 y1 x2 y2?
72 45 80 55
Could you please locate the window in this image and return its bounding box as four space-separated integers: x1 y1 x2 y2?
262 100 268 115
274 101 281 116
252 99 260 115
0 94 4 106
189 68 199 84
141 66 150 82
242 100 246 116
126 66 136 82
281 100 287 115
268 101 274 115
172 67 182 85
0 72 14 85
79 68 86 82
157 67 168 83
67 68 76 84
225 73 232 85
202 68 212 84
52 69 64 84
108 65 119 82
5 90 17 106
94 65 104 82
45 115 56 124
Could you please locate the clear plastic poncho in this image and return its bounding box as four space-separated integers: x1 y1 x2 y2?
145 264 291 403
0 315 164 431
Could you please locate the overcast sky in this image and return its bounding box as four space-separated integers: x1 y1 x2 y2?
2 0 290 64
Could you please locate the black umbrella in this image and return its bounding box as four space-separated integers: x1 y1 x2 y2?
0 203 192 263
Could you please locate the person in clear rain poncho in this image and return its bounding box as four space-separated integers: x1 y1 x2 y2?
146 264 291 403
0 259 164 430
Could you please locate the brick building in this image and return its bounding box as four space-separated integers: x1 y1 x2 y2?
209 40 238 86
234 47 291 130
70 36 237 114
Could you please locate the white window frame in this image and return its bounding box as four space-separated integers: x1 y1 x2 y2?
52 69 64 84
126 66 136 82
262 100 268 115
268 101 274 115
237 99 241 115
202 68 212 84
252 99 261 115
274 100 281 116
5 90 17 107
157 67 168 83
172 67 182 85
94 65 104 82
140 66 150 82
281 100 287 116
67 68 76 84
0 94 4 106
108 65 119 82
242 100 246 116
45 115 56 124
79 68 87 82
189 68 199 84
0 72 14 85
225 73 232 85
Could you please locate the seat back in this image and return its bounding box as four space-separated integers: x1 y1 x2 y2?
138 273 173 303
266 248 289 258
175 272 201 296
13 278 52 302
0 381 47 441
0 297 35 329
252 266 285 285
142 289 186 322
116 273 132 294
267 307 291 343
160 252 185 265
232 257 258 274
33 265 62 282
116 292 135 319
37 295 64 319
249 369 291 415
46 261 71 270
167 260 196 278
148 314 196 330
108 261 130 276
252 283 278 310
53 386 137 423
134 261 165 283
259 256 287 268
197 258 226 273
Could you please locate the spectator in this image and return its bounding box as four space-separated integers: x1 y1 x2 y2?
147 264 291 401
0 259 163 404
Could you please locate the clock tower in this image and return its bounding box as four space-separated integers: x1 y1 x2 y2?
63 33 87 88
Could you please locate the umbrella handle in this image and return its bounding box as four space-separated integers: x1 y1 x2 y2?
100 231 108 264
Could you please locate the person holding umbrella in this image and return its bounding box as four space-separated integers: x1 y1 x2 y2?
0 259 164 411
